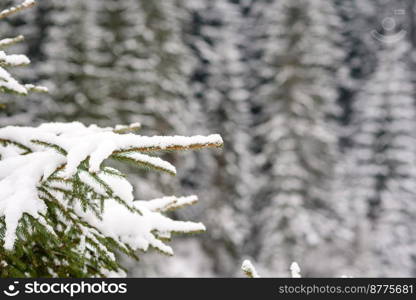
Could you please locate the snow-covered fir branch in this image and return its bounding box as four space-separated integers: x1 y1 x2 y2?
0 35 24 49
0 1 36 20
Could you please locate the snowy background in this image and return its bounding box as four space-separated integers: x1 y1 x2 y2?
2 0 416 277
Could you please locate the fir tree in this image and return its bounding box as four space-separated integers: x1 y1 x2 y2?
183 0 255 275
350 39 416 276
328 0 380 276
39 0 196 132
251 0 344 275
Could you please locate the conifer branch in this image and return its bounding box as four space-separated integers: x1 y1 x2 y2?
0 138 32 153
0 35 24 49
24 84 48 93
111 153 176 176
0 0 36 20
113 123 141 134
31 140 67 155
113 139 223 154
137 196 199 212
0 53 30 67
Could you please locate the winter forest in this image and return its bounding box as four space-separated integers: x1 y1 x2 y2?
1 0 416 278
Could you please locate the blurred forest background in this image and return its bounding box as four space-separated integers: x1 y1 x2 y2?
1 0 416 277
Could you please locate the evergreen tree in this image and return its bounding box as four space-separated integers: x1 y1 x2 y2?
334 0 378 137
37 0 102 123
251 0 344 275
91 0 196 132
328 0 380 276
350 39 416 276
38 0 196 132
331 0 416 277
182 0 255 275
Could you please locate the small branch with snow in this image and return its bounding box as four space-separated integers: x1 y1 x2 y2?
0 66 29 94
0 51 30 67
0 35 24 49
0 121 223 276
112 134 224 154
241 260 260 278
113 123 141 134
0 0 220 277
24 84 48 93
135 195 199 212
290 262 301 278
0 0 36 20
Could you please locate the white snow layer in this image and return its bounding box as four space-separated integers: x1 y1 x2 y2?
0 122 221 250
290 262 301 278
77 200 205 255
0 151 66 249
23 0 36 6
0 66 28 94
241 260 260 278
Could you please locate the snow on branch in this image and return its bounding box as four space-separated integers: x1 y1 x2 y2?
81 200 206 256
0 0 36 20
111 152 177 176
113 122 141 134
0 0 217 277
0 35 24 49
0 66 29 94
135 195 199 212
0 50 30 67
0 122 223 177
112 134 224 153
241 260 260 278
0 1 47 97
290 262 302 278
0 151 65 249
0 122 222 260
0 52 46 95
